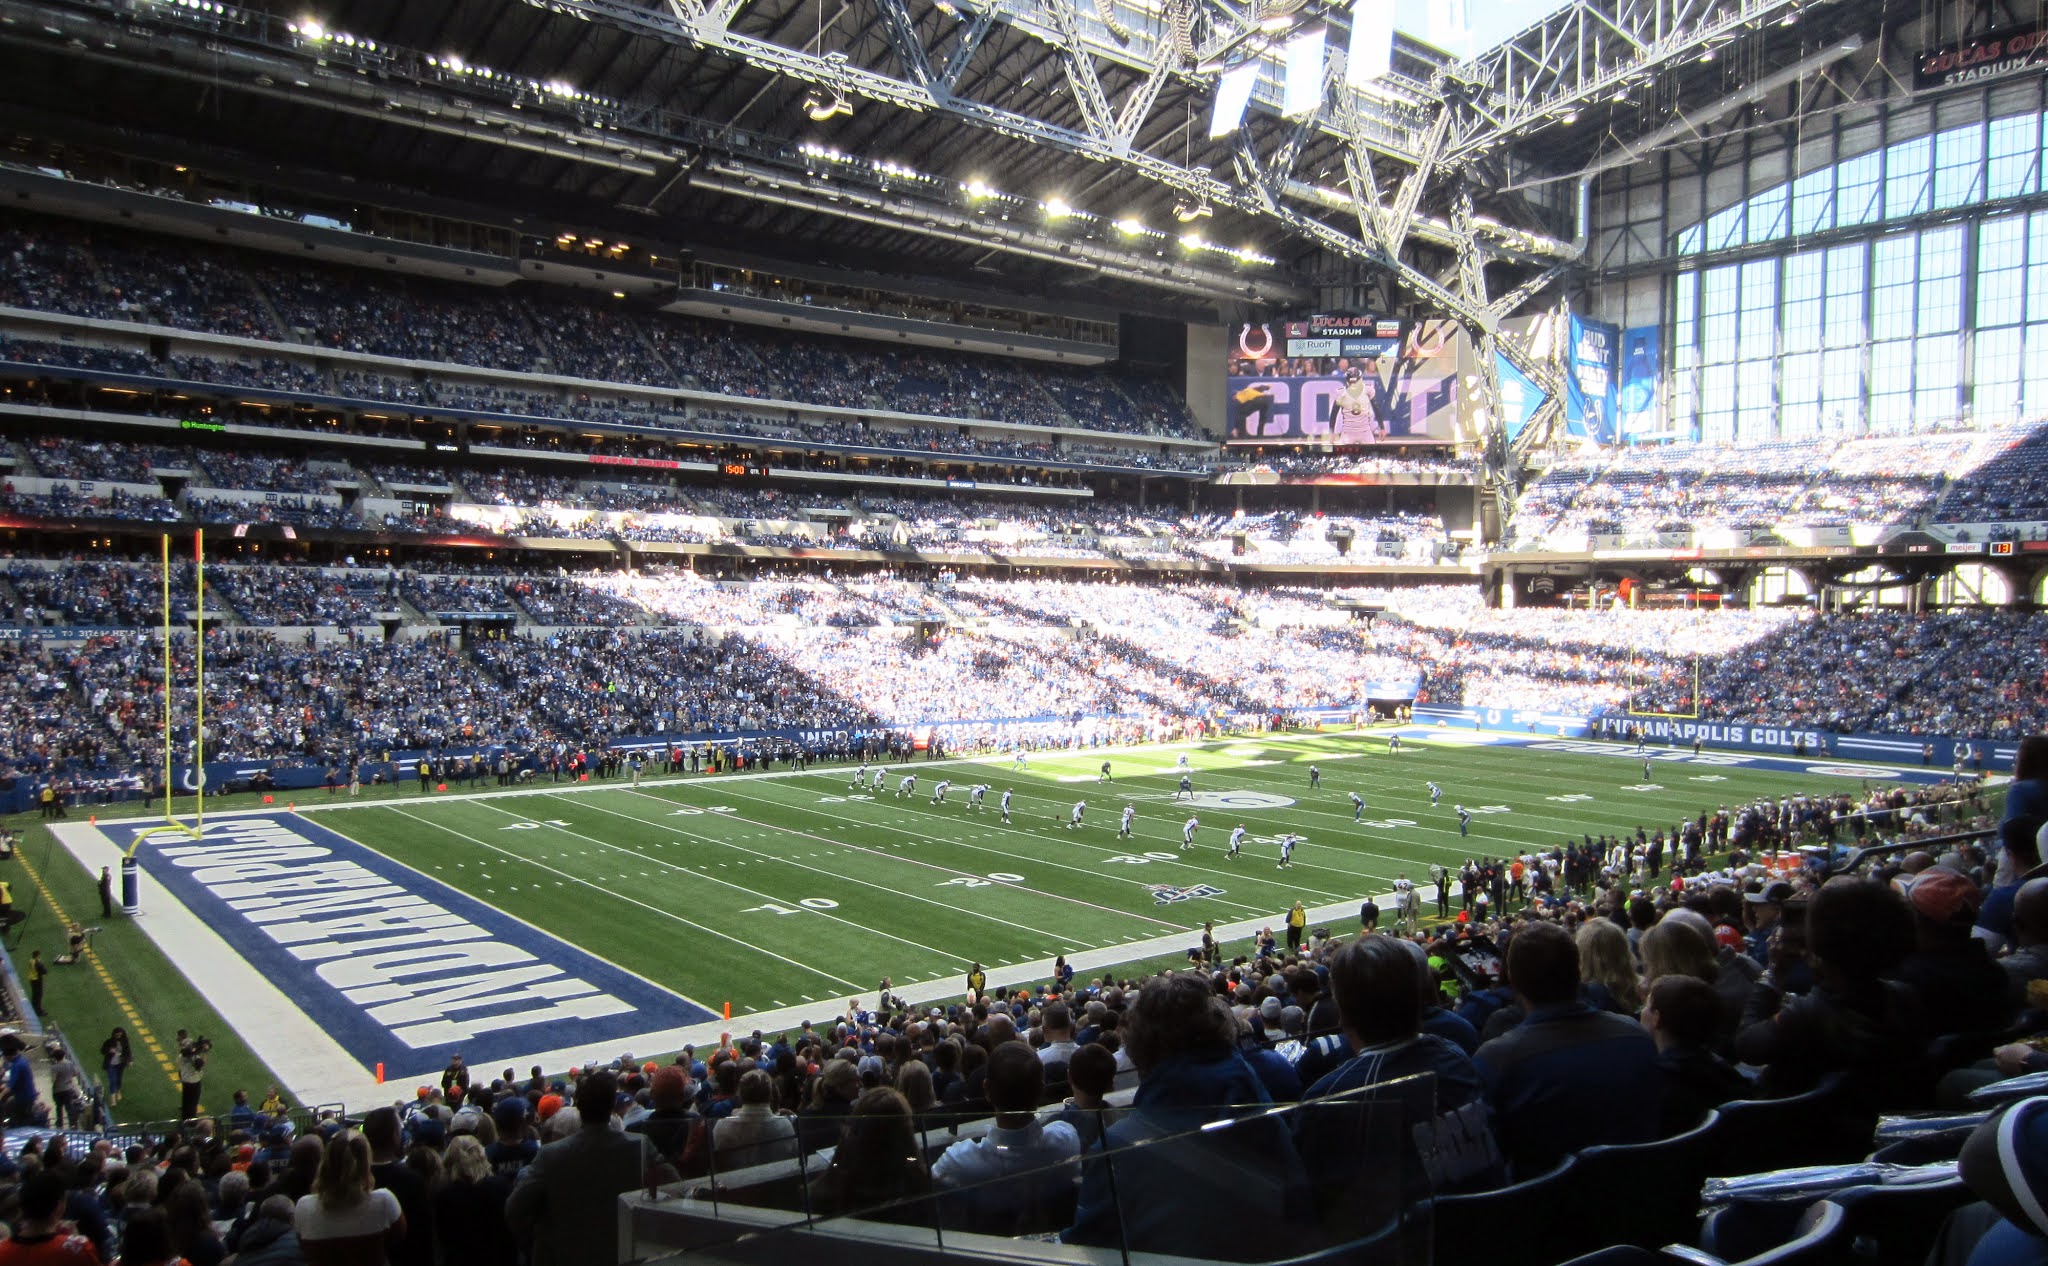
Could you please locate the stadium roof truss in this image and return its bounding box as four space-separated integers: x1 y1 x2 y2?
0 0 1875 471
503 0 1862 470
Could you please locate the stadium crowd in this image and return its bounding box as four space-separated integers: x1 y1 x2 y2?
0 208 1206 445
1510 428 2026 544
3 568 2048 792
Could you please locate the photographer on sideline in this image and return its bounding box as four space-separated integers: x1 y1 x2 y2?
177 1030 212 1120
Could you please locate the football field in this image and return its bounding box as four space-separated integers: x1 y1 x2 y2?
292 728 1961 1013
40 725 1980 1114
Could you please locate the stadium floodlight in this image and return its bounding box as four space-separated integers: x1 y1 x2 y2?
1345 0 1393 87
1208 62 1260 139
1281 27 1325 117
1044 196 1073 219
803 88 853 121
1180 230 1206 249
963 178 994 199
1114 216 1146 234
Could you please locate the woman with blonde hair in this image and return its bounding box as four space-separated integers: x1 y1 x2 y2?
1575 917 1643 1016
433 1134 515 1266
294 1131 405 1265
1639 914 1718 990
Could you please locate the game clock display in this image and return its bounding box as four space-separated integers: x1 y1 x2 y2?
721 461 772 478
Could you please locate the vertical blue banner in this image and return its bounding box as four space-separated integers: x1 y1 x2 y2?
1617 326 1661 443
1564 316 1618 445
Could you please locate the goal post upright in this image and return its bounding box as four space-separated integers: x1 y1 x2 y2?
125 531 205 912
159 530 173 827
194 526 204 840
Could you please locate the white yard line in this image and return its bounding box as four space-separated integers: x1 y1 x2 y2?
51 721 1898 1108
47 808 1411 1109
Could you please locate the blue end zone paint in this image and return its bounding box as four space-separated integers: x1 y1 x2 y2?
103 813 714 1075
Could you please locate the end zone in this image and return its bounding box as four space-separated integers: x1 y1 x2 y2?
53 811 718 1108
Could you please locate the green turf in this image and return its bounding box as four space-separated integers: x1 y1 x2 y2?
280 730 1953 1013
6 826 296 1126
5 728 1974 1121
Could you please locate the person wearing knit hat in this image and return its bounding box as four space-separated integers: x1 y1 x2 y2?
628 1065 696 1164
1902 867 2011 1038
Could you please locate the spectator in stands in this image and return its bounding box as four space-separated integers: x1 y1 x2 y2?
506 1071 654 1266
257 1136 324 1209
165 1182 223 1265
1900 867 2012 1037
1954 1097 2048 1266
1474 921 1664 1178
1036 1001 1078 1072
1980 818 2044 953
294 1131 405 1264
1064 973 1312 1260
1735 878 1924 1101
1577 917 1644 1015
709 1069 798 1172
2003 879 2048 1010
1052 1043 1121 1151
1294 936 1489 1212
1641 911 1754 1055
796 1055 861 1155
931 1040 1078 1218
432 1135 514 1266
1644 974 1749 1136
2005 738 2048 825
363 1107 433 1266
227 1196 301 1266
0 1170 100 1263
626 1065 695 1168
820 1087 932 1220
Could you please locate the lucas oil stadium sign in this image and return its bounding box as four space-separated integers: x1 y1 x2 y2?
97 813 713 1078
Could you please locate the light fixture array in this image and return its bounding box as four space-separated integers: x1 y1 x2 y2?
794 144 1273 265
283 14 623 116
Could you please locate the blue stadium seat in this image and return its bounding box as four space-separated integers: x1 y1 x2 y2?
1701 1179 1969 1266
1706 1074 1870 1177
1421 1155 1579 1266
1562 1110 1722 1255
1673 1200 1849 1266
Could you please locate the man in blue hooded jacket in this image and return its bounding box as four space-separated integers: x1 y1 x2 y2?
1064 973 1313 1260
